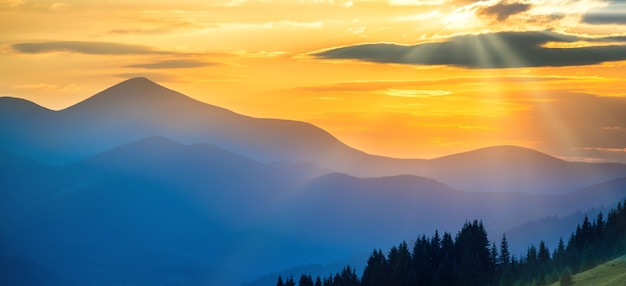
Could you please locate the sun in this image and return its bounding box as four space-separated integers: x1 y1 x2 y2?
443 7 484 30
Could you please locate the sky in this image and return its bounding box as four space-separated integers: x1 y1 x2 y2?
2 0 626 163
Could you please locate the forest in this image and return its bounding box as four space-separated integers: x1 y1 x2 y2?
276 199 626 286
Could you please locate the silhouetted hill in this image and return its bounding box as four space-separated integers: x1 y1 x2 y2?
425 145 626 193
3 78 626 194
0 78 388 174
278 172 626 251
0 137 322 285
0 97 52 115
3 136 626 285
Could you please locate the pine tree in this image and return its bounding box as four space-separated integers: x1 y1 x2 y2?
553 237 566 272
299 274 314 286
337 265 360 286
412 235 431 286
430 230 442 271
455 220 491 285
490 242 498 270
322 275 332 286
276 276 285 286
362 249 388 286
433 232 456 286
314 276 322 286
284 276 295 286
538 241 550 264
499 234 511 266
389 241 415 286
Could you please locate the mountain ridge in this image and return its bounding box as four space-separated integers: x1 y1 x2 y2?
2 77 626 194
4 135 626 285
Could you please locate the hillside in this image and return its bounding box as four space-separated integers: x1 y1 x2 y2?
549 255 626 286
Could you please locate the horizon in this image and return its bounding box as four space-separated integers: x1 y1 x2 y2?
1 76 620 164
2 0 626 163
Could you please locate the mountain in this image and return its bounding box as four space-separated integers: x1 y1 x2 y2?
424 145 626 193
280 173 626 251
2 78 626 194
3 137 626 285
4 78 626 285
0 137 323 285
0 77 402 174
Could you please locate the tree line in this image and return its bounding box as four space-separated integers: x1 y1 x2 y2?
276 199 626 286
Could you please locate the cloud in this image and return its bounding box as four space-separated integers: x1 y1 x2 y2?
296 75 594 93
582 2 626 25
108 22 204 35
124 59 218 69
385 89 451 97
11 41 173 55
387 0 445 6
314 31 626 69
477 1 532 21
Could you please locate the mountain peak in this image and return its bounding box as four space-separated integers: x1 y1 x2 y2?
114 77 160 89
435 145 560 163
63 77 192 112
98 77 172 99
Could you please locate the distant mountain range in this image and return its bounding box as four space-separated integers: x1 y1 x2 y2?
2 78 626 285
2 77 626 194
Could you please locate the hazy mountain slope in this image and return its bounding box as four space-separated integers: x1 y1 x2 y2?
0 137 334 285
424 145 626 193
0 77 414 176
504 207 610 256
3 78 626 194
278 173 626 250
3 137 626 285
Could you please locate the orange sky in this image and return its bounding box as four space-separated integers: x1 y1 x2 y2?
2 0 626 162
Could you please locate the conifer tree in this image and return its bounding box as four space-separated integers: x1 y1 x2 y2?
276 276 284 286
362 249 387 286
299 274 314 286
490 242 498 270
412 235 431 286
499 234 511 266
389 241 415 286
284 276 295 286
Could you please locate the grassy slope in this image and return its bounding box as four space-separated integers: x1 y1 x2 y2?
549 255 626 286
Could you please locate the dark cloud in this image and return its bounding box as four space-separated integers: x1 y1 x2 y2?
124 59 218 69
314 31 626 69
478 1 532 21
11 41 172 55
582 2 626 25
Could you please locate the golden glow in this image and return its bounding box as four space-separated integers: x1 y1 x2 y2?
542 41 626 48
2 0 626 162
